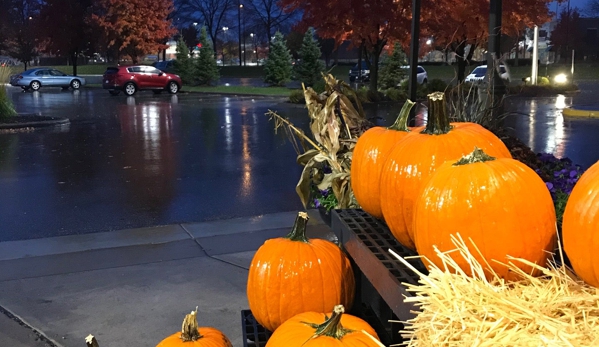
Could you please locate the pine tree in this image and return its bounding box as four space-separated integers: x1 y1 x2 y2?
195 26 220 86
379 43 408 89
264 31 293 86
174 37 196 85
294 28 324 87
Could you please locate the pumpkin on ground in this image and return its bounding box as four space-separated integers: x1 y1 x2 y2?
380 92 512 250
413 148 556 280
156 308 233 347
265 305 381 347
563 160 599 287
247 212 355 332
351 100 422 219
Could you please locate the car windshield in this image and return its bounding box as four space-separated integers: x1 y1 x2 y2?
471 67 487 77
352 62 370 70
499 66 507 74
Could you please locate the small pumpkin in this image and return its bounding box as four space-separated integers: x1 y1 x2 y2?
563 160 599 287
413 148 556 280
156 308 233 347
265 305 381 347
380 92 512 250
352 100 423 219
247 212 355 332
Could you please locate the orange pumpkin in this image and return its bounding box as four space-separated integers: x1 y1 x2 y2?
352 100 423 219
156 309 233 347
412 148 556 280
563 160 599 287
247 212 355 332
380 92 512 250
265 305 380 347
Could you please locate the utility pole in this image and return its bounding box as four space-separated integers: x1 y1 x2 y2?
407 0 421 125
238 1 243 66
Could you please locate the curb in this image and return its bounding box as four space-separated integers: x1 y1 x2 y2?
0 117 69 129
562 107 599 118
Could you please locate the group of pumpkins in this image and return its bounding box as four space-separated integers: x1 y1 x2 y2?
352 91 599 287
152 91 599 347
154 211 382 347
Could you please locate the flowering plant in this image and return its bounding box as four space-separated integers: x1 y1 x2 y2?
536 153 584 227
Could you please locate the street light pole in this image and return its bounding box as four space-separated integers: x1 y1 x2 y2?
407 0 421 125
238 2 243 66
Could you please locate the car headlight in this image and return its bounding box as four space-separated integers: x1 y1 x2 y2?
554 73 567 84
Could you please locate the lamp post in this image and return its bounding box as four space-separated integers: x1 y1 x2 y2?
238 2 243 66
407 0 421 122
223 26 229 65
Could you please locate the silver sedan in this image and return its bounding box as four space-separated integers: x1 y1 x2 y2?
9 68 86 91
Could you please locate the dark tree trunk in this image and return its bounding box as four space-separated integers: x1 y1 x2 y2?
71 51 78 76
368 39 386 92
455 42 467 82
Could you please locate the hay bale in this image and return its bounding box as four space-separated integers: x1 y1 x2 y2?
392 234 599 346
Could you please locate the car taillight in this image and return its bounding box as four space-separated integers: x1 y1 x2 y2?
17 75 23 79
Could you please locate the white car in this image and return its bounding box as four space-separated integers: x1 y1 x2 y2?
465 65 511 83
400 65 428 85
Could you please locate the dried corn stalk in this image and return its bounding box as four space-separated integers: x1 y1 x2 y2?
391 234 599 347
267 73 371 209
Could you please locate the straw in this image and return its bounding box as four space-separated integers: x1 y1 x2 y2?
390 233 599 346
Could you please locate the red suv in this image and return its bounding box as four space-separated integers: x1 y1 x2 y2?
103 65 182 96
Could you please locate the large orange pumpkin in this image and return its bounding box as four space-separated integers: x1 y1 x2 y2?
380 92 512 250
265 305 380 347
563 160 599 287
156 309 233 347
247 212 355 332
412 148 556 280
352 100 423 219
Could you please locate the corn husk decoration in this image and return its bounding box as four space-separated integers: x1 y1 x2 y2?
393 234 599 346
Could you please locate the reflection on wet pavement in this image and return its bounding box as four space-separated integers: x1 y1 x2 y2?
3 83 599 241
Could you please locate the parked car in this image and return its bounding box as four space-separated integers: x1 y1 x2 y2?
151 60 175 73
9 68 85 91
349 63 428 85
400 65 428 85
102 65 182 96
465 65 511 83
349 61 371 82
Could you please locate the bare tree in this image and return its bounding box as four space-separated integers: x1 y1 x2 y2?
176 0 234 55
5 0 40 70
245 0 298 51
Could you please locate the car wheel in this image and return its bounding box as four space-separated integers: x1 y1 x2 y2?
70 79 81 90
124 82 136 96
152 90 162 95
30 81 41 91
167 81 179 94
109 90 120 96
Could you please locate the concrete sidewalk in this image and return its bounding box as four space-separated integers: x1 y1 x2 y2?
0 210 331 347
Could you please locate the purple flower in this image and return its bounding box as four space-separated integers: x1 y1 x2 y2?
314 199 321 208
546 182 554 191
570 170 578 178
320 189 329 197
554 171 561 177
322 166 332 174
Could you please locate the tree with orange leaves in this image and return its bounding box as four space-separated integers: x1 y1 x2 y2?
279 0 417 91
425 0 556 81
92 0 177 63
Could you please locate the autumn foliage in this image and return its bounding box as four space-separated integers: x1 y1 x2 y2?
92 0 177 63
282 0 555 84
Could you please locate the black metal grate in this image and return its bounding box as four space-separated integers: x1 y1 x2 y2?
335 209 428 284
241 310 272 347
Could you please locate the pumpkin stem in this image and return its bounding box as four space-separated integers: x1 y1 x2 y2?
303 305 353 342
285 211 310 243
387 99 415 131
421 91 453 135
181 307 202 342
453 147 496 166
